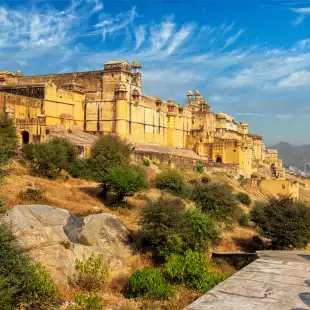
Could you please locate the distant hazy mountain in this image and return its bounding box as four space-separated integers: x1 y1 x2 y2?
269 142 310 169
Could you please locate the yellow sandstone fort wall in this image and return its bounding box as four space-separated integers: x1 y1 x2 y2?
0 60 290 187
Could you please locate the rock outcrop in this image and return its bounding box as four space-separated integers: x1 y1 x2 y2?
7 205 131 287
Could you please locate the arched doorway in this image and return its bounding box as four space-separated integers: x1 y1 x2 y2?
216 156 222 163
21 131 29 145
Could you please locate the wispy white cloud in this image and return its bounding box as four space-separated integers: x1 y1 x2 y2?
0 0 104 50
150 17 175 51
222 29 244 49
134 25 146 51
277 70 310 88
291 7 310 25
93 7 137 40
167 23 195 55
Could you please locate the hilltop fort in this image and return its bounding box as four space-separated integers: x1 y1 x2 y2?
0 60 297 197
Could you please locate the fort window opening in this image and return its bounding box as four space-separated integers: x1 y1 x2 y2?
21 131 29 145
216 156 222 163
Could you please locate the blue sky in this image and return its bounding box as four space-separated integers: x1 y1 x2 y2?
1 0 310 145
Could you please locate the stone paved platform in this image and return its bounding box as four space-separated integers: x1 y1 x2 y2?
185 251 310 310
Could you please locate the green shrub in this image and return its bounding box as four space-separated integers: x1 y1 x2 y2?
184 209 218 252
73 293 104 310
238 211 251 227
164 250 229 293
18 187 45 202
236 192 252 205
194 162 205 173
140 198 217 257
140 197 187 257
192 183 238 221
250 196 310 249
155 170 184 194
126 268 172 300
0 203 57 309
67 157 106 182
19 262 58 308
91 136 132 166
143 157 151 167
0 114 18 166
104 165 148 200
23 138 78 179
70 253 110 291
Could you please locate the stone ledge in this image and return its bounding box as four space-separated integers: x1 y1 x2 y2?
185 251 310 310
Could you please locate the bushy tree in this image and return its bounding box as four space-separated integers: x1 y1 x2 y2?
91 135 132 166
104 165 148 200
68 136 133 182
184 209 219 252
23 138 78 178
140 198 217 257
155 170 185 194
250 196 310 249
0 114 18 170
192 183 238 221
140 197 187 256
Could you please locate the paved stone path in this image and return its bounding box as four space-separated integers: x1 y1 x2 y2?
186 251 310 310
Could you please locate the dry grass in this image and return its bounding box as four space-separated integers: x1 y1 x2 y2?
2 160 271 309
213 226 258 253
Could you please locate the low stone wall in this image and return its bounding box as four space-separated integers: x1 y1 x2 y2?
133 150 239 175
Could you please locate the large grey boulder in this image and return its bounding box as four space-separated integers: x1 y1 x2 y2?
7 205 131 287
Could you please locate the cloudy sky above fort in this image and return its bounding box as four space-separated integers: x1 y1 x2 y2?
1 0 310 145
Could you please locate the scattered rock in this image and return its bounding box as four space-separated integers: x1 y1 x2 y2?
25 180 35 187
7 205 131 286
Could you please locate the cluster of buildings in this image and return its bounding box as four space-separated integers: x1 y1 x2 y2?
0 60 289 183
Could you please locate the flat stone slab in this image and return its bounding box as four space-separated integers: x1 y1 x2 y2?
185 251 310 310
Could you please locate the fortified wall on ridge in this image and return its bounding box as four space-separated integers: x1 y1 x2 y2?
0 60 291 187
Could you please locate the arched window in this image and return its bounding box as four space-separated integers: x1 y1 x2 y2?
132 89 140 102
216 156 222 163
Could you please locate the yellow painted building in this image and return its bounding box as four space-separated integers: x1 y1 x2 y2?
0 60 286 180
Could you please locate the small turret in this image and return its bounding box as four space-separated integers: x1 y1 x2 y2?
194 89 201 97
187 90 193 97
132 59 142 73
16 70 23 77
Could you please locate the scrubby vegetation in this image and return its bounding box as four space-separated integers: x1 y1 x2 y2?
73 293 104 310
251 196 310 249
103 165 148 200
0 114 18 177
191 183 239 221
140 198 218 257
14 133 261 306
0 115 57 309
0 200 57 309
193 161 205 173
165 250 229 292
126 268 172 300
22 138 78 179
155 170 185 194
236 192 252 205
18 187 45 202
125 251 229 301
70 253 110 292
